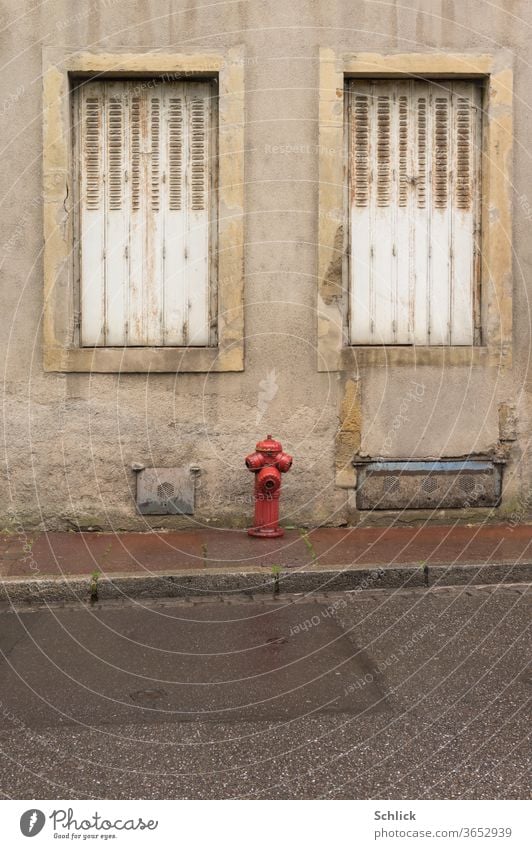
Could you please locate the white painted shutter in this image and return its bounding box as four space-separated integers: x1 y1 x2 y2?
77 80 212 347
348 80 481 346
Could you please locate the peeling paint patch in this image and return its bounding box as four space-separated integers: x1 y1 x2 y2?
320 225 344 305
335 377 361 484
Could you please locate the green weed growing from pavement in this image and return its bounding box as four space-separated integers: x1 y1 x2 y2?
89 569 101 603
271 564 281 594
299 529 317 560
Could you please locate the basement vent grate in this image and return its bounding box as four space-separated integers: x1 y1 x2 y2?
422 476 438 493
354 459 503 510
157 481 175 499
383 476 400 493
461 477 476 493
136 467 194 515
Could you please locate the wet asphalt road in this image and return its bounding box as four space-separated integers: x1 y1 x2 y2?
0 583 530 799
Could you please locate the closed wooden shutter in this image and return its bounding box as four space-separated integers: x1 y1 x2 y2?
76 80 212 347
348 79 481 346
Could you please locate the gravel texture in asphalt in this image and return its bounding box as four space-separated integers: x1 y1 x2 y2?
0 583 529 799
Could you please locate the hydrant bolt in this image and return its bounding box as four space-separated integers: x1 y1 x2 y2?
244 435 292 538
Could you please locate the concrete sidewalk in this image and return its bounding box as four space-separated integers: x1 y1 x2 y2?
1 523 531 604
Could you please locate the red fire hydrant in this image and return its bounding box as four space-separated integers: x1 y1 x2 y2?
245 435 293 538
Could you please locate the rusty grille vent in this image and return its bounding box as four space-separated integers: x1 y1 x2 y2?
354 460 502 510
461 476 475 493
422 476 438 493
157 481 175 499
136 468 194 515
384 475 400 493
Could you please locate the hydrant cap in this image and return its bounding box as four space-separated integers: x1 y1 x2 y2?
256 434 283 454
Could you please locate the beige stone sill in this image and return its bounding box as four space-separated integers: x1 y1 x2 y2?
43 345 244 373
340 346 491 368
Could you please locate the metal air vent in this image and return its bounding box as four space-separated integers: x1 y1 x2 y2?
354 459 503 510
136 467 194 515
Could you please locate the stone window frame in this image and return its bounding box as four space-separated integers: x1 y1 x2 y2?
317 50 513 372
42 47 245 373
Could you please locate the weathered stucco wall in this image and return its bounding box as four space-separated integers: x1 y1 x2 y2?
1 0 531 530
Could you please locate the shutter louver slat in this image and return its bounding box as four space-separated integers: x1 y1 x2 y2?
79 84 106 346
434 96 449 209
429 90 452 344
349 79 480 347
450 82 478 344
131 96 141 211
181 84 210 345
168 97 183 211
78 80 212 348
376 95 391 207
107 95 123 210
413 84 430 344
349 83 372 343
398 94 409 208
190 96 207 211
163 88 186 345
353 94 369 208
456 96 472 210
143 88 164 345
151 97 161 211
416 96 427 209
373 84 395 343
395 83 414 344
105 83 129 345
84 97 101 211
127 87 146 345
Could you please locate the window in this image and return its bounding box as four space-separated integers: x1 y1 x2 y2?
318 51 512 372
42 48 244 373
73 79 215 348
348 79 482 346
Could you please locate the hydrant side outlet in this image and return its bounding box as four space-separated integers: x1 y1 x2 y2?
244 435 292 538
